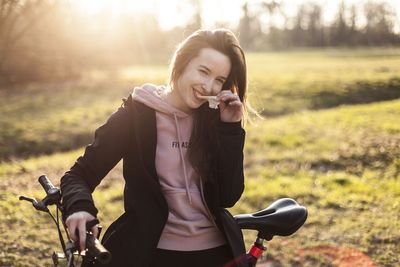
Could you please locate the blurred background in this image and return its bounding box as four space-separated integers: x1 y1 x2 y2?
1 0 400 84
1 1 400 266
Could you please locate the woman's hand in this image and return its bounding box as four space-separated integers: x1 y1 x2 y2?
65 211 99 251
218 90 244 123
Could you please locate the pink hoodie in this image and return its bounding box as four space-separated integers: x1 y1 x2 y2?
132 84 226 251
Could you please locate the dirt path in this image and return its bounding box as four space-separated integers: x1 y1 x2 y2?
255 244 377 266
297 245 377 267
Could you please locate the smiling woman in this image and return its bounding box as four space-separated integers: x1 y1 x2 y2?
60 28 250 267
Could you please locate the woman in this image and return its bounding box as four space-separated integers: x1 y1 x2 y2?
61 28 248 267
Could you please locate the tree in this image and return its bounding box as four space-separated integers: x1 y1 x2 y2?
363 1 398 45
291 4 308 46
238 1 263 50
307 3 324 46
238 2 252 49
262 0 281 30
330 1 349 46
184 0 202 34
347 4 360 46
0 0 55 84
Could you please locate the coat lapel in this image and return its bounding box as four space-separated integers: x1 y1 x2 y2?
131 101 158 182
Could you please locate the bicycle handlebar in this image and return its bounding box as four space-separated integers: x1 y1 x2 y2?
19 175 112 266
38 175 61 206
85 233 112 264
39 175 59 195
74 219 112 264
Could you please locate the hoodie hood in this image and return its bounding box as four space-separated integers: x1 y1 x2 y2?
131 83 189 118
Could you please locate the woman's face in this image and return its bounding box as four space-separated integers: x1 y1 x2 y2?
169 47 231 112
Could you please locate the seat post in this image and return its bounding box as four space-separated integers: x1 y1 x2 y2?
247 236 267 266
255 237 265 246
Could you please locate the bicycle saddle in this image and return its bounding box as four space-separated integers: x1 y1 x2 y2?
234 198 307 240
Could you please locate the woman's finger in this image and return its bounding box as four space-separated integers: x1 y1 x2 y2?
78 220 87 251
220 93 240 102
66 217 77 241
228 100 242 107
220 96 239 103
91 225 99 238
218 90 237 99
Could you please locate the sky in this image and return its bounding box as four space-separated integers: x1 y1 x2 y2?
72 0 400 32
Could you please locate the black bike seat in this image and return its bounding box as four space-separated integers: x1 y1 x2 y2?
234 198 307 240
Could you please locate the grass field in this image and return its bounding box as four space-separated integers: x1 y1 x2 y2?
1 48 400 266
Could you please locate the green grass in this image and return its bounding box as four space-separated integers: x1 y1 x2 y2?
0 66 168 161
1 48 400 161
235 99 400 266
1 99 399 266
246 49 400 115
1 48 400 266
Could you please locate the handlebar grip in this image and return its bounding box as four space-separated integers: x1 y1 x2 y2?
38 175 58 195
86 234 112 264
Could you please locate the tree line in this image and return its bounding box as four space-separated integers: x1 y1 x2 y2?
238 0 400 50
0 0 399 86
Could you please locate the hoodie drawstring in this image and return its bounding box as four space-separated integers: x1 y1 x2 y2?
173 113 192 204
199 177 219 228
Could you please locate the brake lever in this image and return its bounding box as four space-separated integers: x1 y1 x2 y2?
19 195 49 212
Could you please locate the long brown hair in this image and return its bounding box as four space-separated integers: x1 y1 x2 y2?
168 29 247 180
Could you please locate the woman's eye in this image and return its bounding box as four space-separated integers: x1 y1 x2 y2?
199 69 207 74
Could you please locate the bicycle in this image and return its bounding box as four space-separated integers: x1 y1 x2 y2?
20 175 307 266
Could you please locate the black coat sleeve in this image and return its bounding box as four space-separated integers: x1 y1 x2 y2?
60 100 133 218
216 121 245 208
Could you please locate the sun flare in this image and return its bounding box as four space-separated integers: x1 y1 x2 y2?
69 0 243 30
71 0 190 30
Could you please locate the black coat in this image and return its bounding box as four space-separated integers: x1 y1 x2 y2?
60 95 247 266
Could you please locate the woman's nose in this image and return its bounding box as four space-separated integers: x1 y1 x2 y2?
201 80 214 94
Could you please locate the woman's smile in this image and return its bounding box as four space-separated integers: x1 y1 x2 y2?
193 88 210 102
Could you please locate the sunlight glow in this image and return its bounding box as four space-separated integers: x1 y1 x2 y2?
156 1 194 30
70 0 240 30
72 0 157 16
70 0 400 31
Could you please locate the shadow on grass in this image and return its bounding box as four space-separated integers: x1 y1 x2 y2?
311 78 400 110
260 77 400 117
